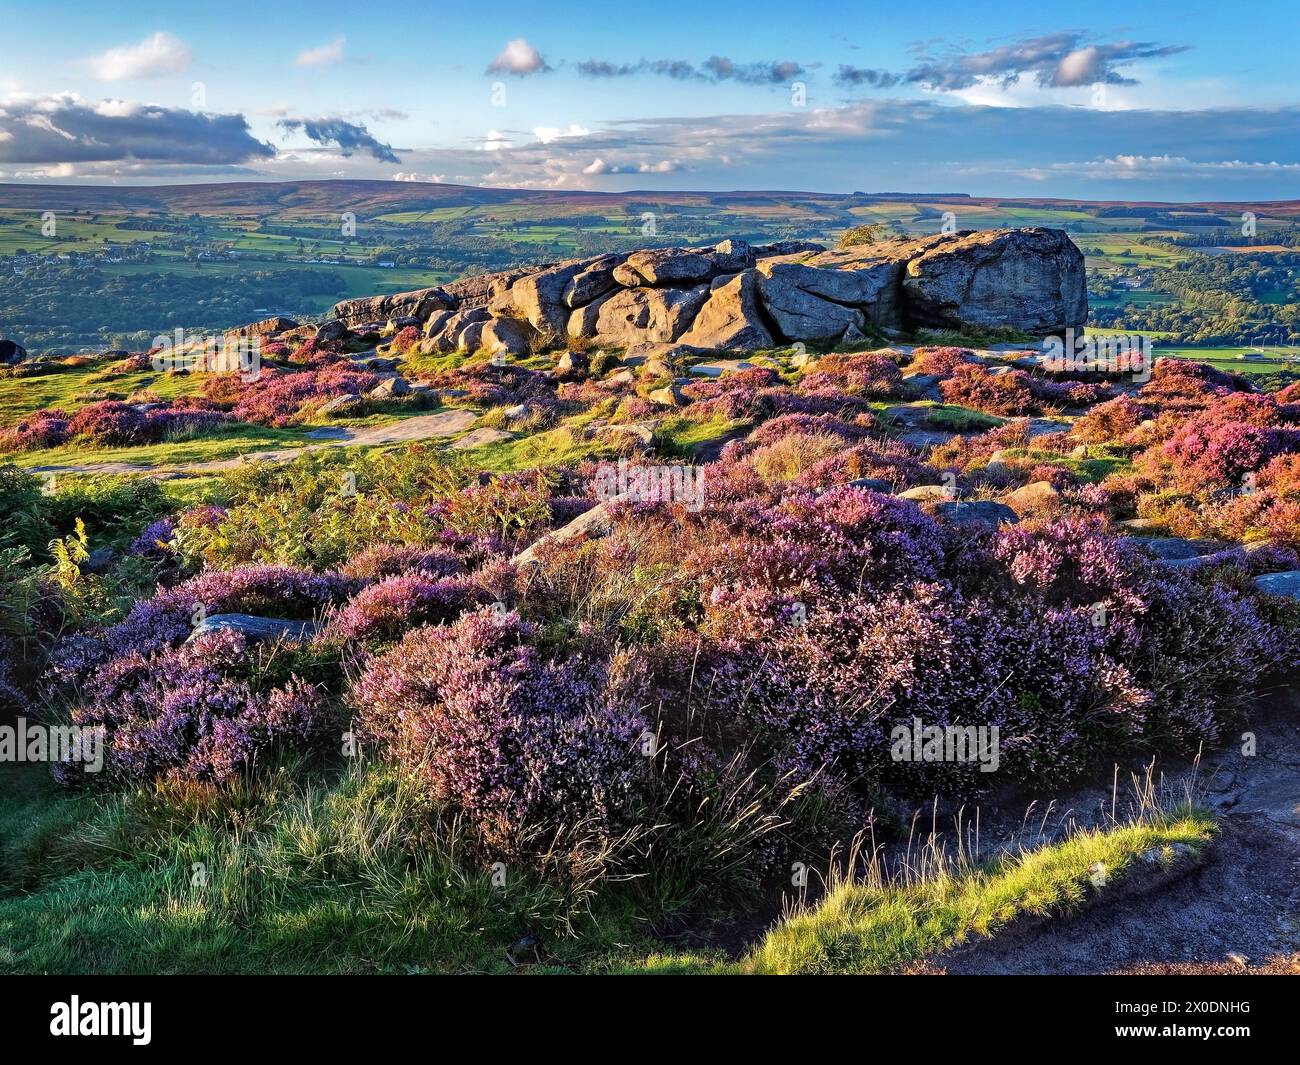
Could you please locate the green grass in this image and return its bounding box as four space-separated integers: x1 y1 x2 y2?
0 361 210 423
0 761 658 975
923 404 1005 432
10 422 317 470
0 756 1216 975
743 808 1215 975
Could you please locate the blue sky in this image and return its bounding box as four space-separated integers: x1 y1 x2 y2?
0 0 1297 198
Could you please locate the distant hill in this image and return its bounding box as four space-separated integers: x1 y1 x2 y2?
0 179 1296 219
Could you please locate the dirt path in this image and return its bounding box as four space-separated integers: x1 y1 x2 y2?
930 692 1300 975
26 409 480 478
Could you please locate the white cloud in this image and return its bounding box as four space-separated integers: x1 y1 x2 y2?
480 129 512 151
533 123 589 144
88 31 193 81
486 39 550 76
294 37 346 68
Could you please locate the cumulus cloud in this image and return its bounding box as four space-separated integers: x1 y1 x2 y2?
833 65 903 89
0 93 274 166
582 157 681 175
532 123 589 144
87 31 193 81
486 39 550 76
906 33 1190 91
277 117 400 163
379 97 1298 196
576 56 805 84
294 36 346 67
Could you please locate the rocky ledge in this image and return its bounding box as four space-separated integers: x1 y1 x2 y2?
331 228 1086 355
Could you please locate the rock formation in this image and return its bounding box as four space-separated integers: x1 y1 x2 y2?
329 228 1087 353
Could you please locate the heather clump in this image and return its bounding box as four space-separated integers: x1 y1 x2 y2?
353 608 652 857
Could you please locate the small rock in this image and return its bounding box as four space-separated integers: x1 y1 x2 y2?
318 393 361 415
369 377 411 399
648 382 688 408
934 500 1019 529
189 614 320 644
555 350 589 376
450 427 514 450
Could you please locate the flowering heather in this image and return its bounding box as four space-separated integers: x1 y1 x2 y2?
128 517 177 559
48 563 355 683
67 401 149 446
353 608 650 854
224 365 381 427
939 364 1038 417
60 628 333 786
424 363 554 408
906 346 979 376
799 351 904 398
339 543 469 580
1159 418 1300 490
1072 395 1151 444
324 572 491 642
0 409 71 451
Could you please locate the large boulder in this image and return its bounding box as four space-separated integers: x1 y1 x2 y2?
479 316 537 357
756 257 900 341
901 228 1086 336
564 255 624 308
614 248 717 288
0 338 28 365
759 260 868 340
421 307 491 354
226 315 298 338
499 258 589 338
332 287 456 327
679 269 773 350
591 285 711 346
442 268 531 309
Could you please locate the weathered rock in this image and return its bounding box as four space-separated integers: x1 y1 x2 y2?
479 316 536 358
1253 571 1300 599
563 255 623 308
648 382 688 407
710 238 755 273
592 286 710 346
614 248 716 288
512 501 618 567
902 228 1086 336
935 499 1019 528
1128 536 1232 561
759 258 878 340
758 256 902 339
0 339 30 365
679 269 773 350
567 293 612 340
226 315 298 339
1005 480 1059 514
689 359 757 377
318 393 362 415
847 477 893 493
555 350 589 377
501 259 589 337
421 307 492 354
315 319 348 343
369 377 411 399
189 614 321 644
443 268 531 309
449 427 513 450
332 287 456 327
897 484 956 502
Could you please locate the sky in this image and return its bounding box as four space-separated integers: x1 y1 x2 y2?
0 0 1297 199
